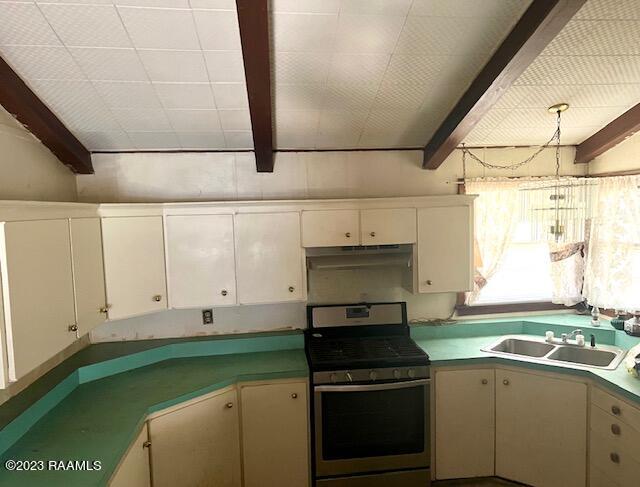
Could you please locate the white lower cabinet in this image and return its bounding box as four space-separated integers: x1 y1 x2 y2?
109 424 151 487
240 380 309 487
435 367 588 487
148 387 241 487
495 369 587 487
589 386 640 487
435 369 495 479
234 212 305 304
101 216 167 320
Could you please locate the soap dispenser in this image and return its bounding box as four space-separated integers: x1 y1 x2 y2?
591 306 600 327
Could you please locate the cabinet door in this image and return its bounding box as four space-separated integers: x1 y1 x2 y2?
70 218 106 336
235 212 305 304
417 206 473 293
166 214 236 308
241 381 309 487
109 424 150 487
435 369 495 479
360 208 416 245
101 217 167 320
0 220 76 381
495 369 587 487
301 210 360 247
148 388 241 487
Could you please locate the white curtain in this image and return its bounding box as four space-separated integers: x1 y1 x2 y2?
549 242 585 306
583 175 640 311
465 178 520 304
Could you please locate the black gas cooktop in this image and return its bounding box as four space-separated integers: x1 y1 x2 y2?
307 335 428 371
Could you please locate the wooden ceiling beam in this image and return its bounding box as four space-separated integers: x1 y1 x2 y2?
236 0 274 173
575 103 640 164
422 0 586 170
0 56 93 174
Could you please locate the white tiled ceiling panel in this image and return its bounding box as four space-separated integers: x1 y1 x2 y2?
270 0 532 149
464 0 640 146
0 0 251 150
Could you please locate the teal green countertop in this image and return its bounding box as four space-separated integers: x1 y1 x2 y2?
0 335 307 487
1 314 639 486
411 314 640 405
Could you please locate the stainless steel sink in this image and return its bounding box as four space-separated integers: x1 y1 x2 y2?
482 335 626 370
490 338 555 357
547 347 618 367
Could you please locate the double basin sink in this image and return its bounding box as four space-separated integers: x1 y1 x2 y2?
482 335 625 370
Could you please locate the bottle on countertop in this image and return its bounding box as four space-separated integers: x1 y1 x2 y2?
590 306 600 327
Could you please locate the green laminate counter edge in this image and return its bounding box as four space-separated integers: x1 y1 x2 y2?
411 314 640 406
0 333 307 486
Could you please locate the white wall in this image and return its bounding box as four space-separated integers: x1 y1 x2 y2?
77 146 583 203
588 131 640 175
86 146 585 342
0 106 77 201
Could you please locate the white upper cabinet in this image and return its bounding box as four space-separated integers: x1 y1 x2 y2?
235 212 305 304
360 208 416 245
417 206 473 293
166 214 236 308
0 220 77 381
102 216 167 320
301 210 360 247
69 218 106 336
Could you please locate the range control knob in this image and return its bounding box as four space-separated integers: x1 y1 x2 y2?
345 371 353 383
369 370 378 381
407 368 416 379
330 373 338 384
393 369 401 379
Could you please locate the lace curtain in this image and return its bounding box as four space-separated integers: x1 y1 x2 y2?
583 175 640 311
465 177 590 306
464 179 519 304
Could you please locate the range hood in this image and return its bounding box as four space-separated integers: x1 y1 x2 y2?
306 244 413 271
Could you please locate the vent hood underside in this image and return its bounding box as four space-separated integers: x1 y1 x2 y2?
306 245 413 271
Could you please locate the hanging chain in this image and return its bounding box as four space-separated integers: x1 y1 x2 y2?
460 111 562 171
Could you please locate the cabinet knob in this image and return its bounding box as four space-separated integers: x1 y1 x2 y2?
345 232 351 238
611 424 621 436
153 295 162 302
68 324 78 332
221 289 228 297
142 441 151 449
426 280 433 286
99 304 111 314
288 286 295 293
226 402 234 409
481 379 488 385
503 379 510 386
610 452 620 464
370 231 376 237
291 393 298 399
611 405 621 416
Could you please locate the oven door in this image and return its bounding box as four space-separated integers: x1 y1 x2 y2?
314 379 430 477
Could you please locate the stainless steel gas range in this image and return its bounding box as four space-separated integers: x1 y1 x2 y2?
305 302 431 487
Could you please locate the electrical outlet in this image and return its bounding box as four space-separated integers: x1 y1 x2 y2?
202 309 214 325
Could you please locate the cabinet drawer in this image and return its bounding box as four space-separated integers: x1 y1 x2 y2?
590 429 640 487
591 403 640 464
591 386 640 432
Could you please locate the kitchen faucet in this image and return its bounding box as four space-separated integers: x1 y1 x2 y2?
561 329 584 345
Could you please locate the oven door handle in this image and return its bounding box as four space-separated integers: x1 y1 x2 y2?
315 378 430 393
